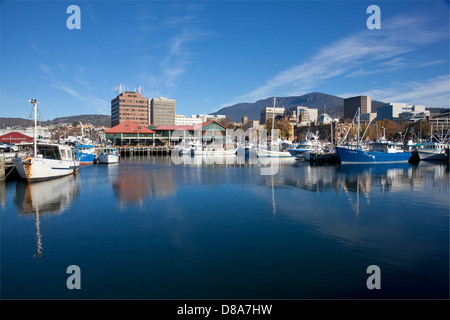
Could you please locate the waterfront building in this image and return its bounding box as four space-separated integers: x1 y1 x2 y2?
399 110 430 122
150 97 176 126
260 107 285 124
148 121 228 146
344 96 372 120
111 91 150 127
105 121 156 146
428 112 450 132
175 115 203 126
377 103 426 121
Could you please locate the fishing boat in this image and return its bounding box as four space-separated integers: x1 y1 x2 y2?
336 143 412 164
288 131 336 161
336 108 412 164
191 145 238 156
416 141 449 161
182 140 236 156
172 144 192 156
257 147 292 158
257 98 293 158
98 147 120 164
74 144 98 165
14 99 80 182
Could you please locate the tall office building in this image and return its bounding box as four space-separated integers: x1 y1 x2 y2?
111 91 150 127
150 97 176 126
343 96 372 120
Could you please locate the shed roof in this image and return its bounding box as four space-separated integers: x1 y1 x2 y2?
105 121 155 134
0 131 33 144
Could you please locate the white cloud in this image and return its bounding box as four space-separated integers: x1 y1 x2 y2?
340 75 449 108
159 27 212 88
39 62 108 114
233 13 448 104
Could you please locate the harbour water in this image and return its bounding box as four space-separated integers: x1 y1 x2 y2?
1 155 449 299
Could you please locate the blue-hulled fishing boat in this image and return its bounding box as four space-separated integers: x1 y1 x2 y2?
74 145 98 165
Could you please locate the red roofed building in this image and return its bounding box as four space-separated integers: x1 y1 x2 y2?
105 121 156 145
0 132 33 144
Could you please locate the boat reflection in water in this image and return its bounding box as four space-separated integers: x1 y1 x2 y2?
14 174 80 259
259 161 448 216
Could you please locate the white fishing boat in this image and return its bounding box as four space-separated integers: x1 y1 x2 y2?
288 132 327 160
172 144 193 156
98 147 120 164
257 147 292 158
13 99 80 182
188 141 237 156
415 125 450 161
191 146 238 156
416 140 449 161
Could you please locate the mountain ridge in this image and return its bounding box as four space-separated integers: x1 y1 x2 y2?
0 114 111 128
211 92 387 122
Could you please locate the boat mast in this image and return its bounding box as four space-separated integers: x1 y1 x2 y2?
357 107 360 148
29 98 38 157
272 97 275 149
331 120 333 145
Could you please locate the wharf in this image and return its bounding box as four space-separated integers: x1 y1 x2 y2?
1 151 26 180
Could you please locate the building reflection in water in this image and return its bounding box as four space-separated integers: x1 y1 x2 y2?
112 161 176 209
13 174 80 259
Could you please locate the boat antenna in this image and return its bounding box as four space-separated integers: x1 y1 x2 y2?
28 98 38 157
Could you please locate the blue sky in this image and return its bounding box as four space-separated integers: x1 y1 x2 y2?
1 0 449 120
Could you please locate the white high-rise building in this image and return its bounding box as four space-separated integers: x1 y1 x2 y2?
175 115 202 125
296 106 318 125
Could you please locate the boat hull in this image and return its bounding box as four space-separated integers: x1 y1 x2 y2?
257 149 292 158
336 146 412 164
417 150 449 161
14 156 80 182
191 148 237 156
75 153 97 165
98 154 119 164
